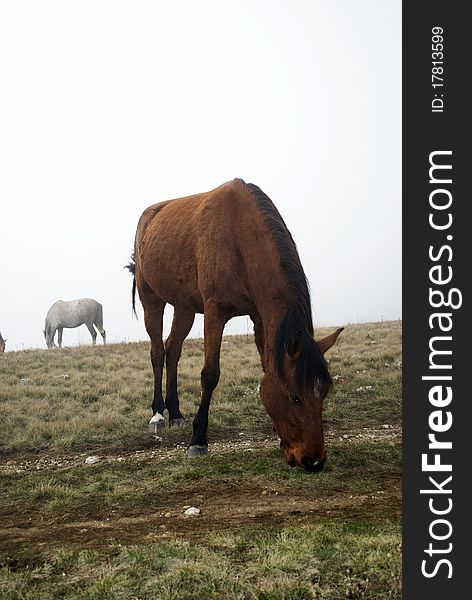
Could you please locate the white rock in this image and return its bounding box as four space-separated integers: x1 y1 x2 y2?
184 506 201 516
356 385 373 393
84 455 100 465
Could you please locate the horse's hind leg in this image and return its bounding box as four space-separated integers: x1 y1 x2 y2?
142 291 166 431
94 323 106 344
165 308 195 426
86 323 98 346
188 304 226 457
94 305 106 344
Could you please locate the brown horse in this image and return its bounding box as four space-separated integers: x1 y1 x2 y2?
128 179 342 471
0 332 5 354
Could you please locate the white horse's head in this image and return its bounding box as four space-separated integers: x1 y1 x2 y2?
43 327 56 348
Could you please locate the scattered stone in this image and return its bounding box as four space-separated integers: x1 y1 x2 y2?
19 378 31 384
184 506 201 516
356 385 373 393
54 373 70 379
84 456 100 465
382 424 391 429
165 512 172 518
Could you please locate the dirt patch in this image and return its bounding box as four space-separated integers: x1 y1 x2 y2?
0 425 401 566
0 476 401 567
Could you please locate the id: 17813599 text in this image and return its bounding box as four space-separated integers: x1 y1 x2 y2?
431 26 444 113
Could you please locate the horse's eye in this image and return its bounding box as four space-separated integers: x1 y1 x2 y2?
289 394 301 404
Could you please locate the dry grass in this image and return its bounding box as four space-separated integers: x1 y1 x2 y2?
0 321 401 453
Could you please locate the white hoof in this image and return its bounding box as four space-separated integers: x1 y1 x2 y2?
149 413 165 433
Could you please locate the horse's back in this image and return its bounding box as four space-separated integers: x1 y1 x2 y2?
136 180 241 242
47 298 100 328
136 180 256 313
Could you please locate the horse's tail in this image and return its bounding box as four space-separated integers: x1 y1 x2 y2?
124 252 137 317
95 302 104 330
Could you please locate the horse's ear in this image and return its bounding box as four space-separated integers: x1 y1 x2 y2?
316 327 344 355
287 334 303 359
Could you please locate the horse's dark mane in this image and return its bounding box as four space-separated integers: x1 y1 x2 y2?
242 179 332 396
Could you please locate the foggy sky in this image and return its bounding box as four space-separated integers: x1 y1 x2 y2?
0 0 401 351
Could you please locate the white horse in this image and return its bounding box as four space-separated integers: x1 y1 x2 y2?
44 298 106 348
0 331 6 353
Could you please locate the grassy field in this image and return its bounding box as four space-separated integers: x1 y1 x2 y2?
0 321 402 599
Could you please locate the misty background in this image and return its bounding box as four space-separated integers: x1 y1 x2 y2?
0 0 401 351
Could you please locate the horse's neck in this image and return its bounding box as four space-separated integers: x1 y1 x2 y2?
46 314 59 331
257 299 291 371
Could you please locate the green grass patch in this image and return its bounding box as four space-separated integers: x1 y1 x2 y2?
0 521 401 599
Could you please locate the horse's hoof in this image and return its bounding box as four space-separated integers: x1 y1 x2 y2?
148 413 165 433
187 445 208 458
169 418 186 427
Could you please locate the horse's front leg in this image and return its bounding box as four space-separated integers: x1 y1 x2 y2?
187 305 226 457
251 312 266 372
57 326 63 349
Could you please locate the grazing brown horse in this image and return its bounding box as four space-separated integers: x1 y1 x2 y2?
0 332 6 354
128 179 342 471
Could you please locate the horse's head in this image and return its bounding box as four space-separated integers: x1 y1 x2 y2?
43 328 55 349
260 327 343 472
